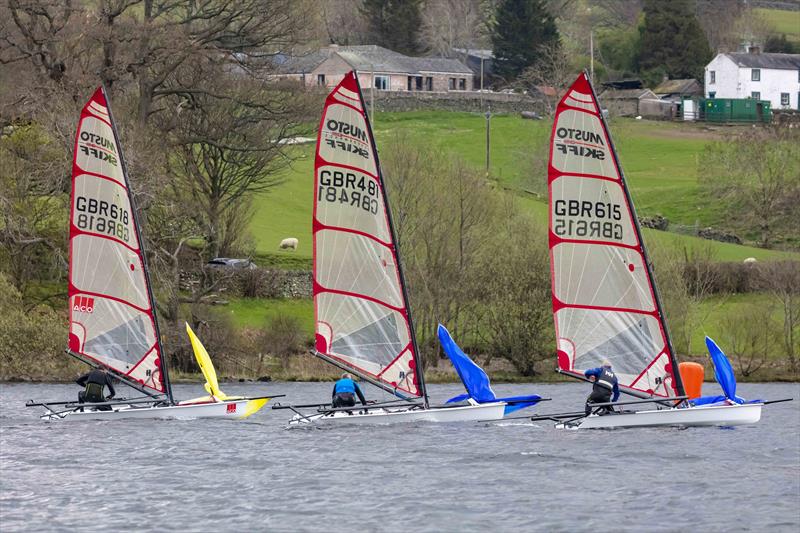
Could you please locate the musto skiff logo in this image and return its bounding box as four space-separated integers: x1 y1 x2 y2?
73 296 95 313
323 119 369 159
553 199 624 240
79 131 118 166
554 127 606 160
75 196 131 243
318 169 379 215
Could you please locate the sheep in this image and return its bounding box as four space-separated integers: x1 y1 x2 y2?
279 237 298 251
743 257 757 264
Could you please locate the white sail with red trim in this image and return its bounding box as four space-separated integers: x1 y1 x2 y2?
547 73 682 398
313 71 422 398
68 87 165 394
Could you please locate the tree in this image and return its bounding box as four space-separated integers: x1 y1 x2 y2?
419 0 486 57
518 41 573 115
757 261 800 374
764 34 799 54
361 0 423 55
701 127 800 249
490 0 559 82
637 0 712 83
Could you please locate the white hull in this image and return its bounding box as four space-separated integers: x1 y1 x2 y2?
41 397 269 421
289 401 506 427
556 403 763 430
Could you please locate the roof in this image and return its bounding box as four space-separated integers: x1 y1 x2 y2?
653 79 702 95
278 45 472 75
601 79 644 90
721 52 800 70
599 88 657 100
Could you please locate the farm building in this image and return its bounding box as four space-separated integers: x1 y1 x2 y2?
653 78 703 102
598 87 659 117
274 45 473 93
704 50 800 109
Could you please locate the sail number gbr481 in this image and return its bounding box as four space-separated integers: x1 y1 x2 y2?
552 199 623 241
318 169 379 215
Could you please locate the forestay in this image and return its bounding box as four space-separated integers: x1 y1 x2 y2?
68 88 166 395
312 71 423 398
547 73 683 398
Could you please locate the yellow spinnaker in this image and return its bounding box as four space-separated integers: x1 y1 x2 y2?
185 322 227 400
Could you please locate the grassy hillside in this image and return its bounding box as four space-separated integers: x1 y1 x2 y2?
251 112 797 264
756 7 800 42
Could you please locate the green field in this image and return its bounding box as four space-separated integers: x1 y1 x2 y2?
756 8 800 42
251 112 797 264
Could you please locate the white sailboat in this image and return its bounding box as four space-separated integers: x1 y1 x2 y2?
544 72 765 429
278 71 504 425
28 87 276 421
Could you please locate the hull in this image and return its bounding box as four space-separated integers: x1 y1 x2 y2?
289 401 506 427
41 397 269 421
556 403 763 430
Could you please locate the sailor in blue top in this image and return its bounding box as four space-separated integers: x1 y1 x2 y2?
332 373 367 408
584 360 619 415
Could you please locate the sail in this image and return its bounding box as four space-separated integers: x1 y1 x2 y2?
312 71 423 398
547 73 683 398
68 87 166 394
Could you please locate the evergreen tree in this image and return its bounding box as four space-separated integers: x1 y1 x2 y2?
490 0 560 82
361 0 423 55
637 0 712 84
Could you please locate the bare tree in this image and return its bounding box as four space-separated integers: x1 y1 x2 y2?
757 261 800 373
319 0 369 45
518 41 573 116
419 0 486 57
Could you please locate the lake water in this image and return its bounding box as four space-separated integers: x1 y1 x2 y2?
1 381 798 532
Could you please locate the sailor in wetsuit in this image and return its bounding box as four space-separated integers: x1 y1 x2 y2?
332 373 367 408
584 360 619 416
76 368 116 411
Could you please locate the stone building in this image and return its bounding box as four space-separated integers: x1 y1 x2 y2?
275 45 474 93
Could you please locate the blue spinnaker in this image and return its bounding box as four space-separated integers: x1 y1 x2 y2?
693 336 760 406
438 324 541 415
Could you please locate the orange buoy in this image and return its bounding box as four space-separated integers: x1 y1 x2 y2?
679 362 705 399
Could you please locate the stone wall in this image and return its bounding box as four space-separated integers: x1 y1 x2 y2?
365 91 545 114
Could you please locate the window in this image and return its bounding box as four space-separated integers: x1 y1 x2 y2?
317 74 325 86
751 91 760 100
708 91 716 98
798 92 800 110
458 78 466 90
781 92 790 106
709 71 715 84
751 68 760 81
425 77 433 91
448 77 456 90
374 75 389 90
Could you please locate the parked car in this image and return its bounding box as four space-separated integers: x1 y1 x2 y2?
205 257 257 270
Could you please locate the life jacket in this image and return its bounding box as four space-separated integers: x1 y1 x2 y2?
594 368 617 392
334 378 356 395
84 381 105 402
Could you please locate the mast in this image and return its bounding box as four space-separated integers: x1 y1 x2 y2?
101 86 175 405
583 73 686 397
352 72 429 408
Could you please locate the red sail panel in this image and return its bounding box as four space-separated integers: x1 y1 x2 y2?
547 73 680 398
312 72 422 397
68 88 165 393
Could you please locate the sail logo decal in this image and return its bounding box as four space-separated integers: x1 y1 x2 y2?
226 403 236 414
322 119 369 158
73 296 95 313
552 199 624 240
78 131 118 166
554 127 606 160
317 169 379 214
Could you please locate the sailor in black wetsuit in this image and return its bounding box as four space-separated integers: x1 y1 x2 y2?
76 368 116 411
584 360 619 416
331 373 367 408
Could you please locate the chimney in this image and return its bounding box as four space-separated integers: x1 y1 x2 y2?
748 45 761 55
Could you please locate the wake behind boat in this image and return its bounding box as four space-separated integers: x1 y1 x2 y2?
27 87 277 421
274 71 504 426
541 72 785 429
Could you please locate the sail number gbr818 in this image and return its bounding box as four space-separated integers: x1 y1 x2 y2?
317 169 379 215
552 199 624 241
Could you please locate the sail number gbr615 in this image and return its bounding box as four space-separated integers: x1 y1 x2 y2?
318 170 379 215
553 199 624 241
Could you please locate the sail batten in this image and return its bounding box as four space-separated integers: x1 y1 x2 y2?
69 87 170 399
548 73 683 398
313 71 425 401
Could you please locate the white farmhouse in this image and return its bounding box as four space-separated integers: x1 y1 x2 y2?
704 51 800 109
